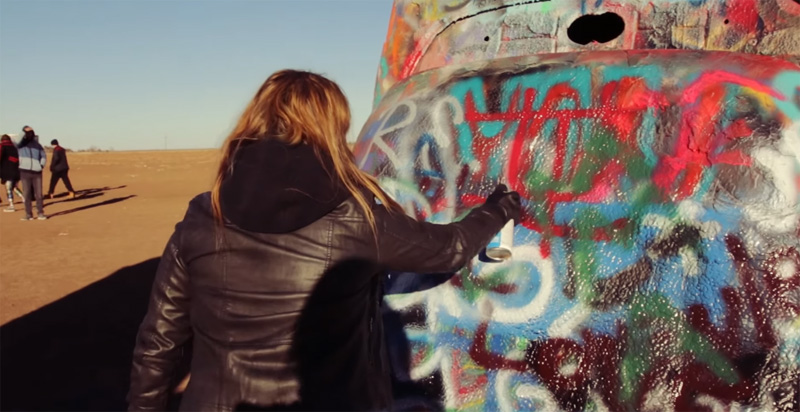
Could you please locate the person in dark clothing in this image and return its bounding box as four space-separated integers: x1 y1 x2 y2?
1 134 23 212
127 70 522 412
47 139 76 199
17 126 47 220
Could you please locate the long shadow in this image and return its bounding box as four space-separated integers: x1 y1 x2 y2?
48 195 137 218
0 258 186 411
46 185 127 207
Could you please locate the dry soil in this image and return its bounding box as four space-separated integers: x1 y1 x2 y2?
0 149 220 325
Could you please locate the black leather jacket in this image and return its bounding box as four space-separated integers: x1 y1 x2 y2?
127 140 514 411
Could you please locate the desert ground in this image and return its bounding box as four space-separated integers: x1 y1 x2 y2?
0 149 220 325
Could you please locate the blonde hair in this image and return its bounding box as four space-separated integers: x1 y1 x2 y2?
211 69 402 232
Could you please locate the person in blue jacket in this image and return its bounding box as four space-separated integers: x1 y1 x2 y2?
17 126 47 220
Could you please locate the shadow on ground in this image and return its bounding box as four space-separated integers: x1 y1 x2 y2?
46 185 128 207
49 195 137 218
0 257 185 411
0 257 446 411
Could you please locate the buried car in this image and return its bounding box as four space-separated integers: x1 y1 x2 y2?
353 1 800 411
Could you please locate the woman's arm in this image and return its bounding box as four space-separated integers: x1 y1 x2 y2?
127 224 192 411
375 185 521 274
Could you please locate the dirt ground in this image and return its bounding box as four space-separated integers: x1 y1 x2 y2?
0 149 220 325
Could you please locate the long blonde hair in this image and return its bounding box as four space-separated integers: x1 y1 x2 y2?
211 69 402 232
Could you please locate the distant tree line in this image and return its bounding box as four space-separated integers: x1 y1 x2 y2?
43 145 114 153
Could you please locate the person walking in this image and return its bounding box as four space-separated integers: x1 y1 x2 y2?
127 70 521 412
1 134 23 212
47 139 76 199
17 126 47 220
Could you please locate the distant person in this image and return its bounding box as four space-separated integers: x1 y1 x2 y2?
17 126 47 220
1 134 23 212
47 139 76 199
127 70 521 411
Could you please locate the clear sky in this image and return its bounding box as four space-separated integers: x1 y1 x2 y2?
0 0 394 151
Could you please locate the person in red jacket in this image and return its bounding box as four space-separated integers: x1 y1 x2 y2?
1 134 23 212
47 139 76 199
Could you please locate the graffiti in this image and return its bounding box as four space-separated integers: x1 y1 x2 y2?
375 0 800 104
468 235 799 411
354 49 800 411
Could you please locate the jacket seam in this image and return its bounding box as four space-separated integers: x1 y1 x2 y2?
383 224 444 251
220 244 229 408
324 218 334 271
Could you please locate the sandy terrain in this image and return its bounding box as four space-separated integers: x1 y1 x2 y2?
0 149 220 325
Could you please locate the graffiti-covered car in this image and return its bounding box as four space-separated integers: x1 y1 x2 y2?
352 0 800 411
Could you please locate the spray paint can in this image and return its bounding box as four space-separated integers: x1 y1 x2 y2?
484 220 514 262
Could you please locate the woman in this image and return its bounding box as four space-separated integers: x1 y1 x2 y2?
1 134 23 212
127 70 521 412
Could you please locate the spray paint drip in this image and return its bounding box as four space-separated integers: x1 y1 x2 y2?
482 220 514 262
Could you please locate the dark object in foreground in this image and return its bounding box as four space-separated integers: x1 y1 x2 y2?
0 258 188 411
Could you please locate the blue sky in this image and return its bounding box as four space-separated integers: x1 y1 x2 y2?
0 0 394 150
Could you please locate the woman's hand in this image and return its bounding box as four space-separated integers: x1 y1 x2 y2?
485 184 522 225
